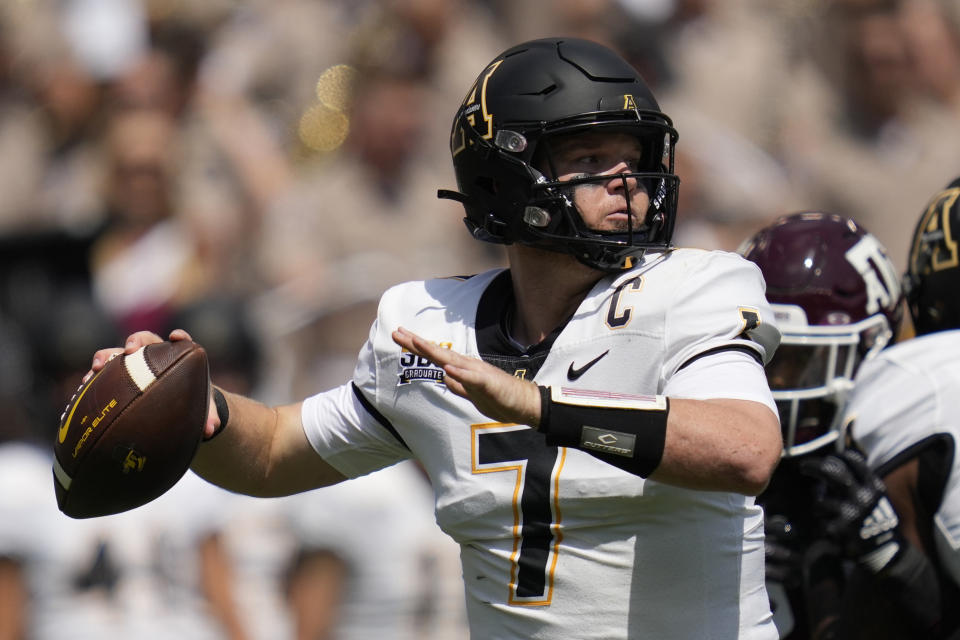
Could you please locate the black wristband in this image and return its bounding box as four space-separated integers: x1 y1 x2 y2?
207 387 230 441
539 385 551 430
537 385 668 478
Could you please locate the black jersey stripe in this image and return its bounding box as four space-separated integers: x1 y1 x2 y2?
874 433 954 517
678 343 763 371
351 382 410 450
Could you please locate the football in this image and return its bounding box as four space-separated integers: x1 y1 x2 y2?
53 339 210 519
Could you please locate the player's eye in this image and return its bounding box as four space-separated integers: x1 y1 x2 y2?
571 153 600 167
581 152 641 173
594 154 643 174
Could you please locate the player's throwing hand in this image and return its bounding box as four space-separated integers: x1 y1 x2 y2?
391 327 541 427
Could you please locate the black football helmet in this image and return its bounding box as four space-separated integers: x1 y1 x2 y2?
440 38 679 271
904 177 960 335
740 212 902 457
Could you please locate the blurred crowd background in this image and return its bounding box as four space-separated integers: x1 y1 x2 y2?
2 0 960 638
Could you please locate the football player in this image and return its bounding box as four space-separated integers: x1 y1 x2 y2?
743 207 960 640
87 38 783 639
740 212 904 639
830 179 960 639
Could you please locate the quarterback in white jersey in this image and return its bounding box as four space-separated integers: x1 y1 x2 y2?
87 38 782 640
301 248 780 639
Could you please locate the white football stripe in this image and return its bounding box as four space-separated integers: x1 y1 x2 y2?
125 346 157 392
52 456 72 490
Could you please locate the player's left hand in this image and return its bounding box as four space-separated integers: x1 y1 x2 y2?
391 327 541 427
86 328 221 440
800 449 904 573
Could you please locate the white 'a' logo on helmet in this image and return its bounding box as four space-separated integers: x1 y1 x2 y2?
845 234 901 314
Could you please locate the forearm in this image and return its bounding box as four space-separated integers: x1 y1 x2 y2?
394 330 781 494
191 390 344 496
536 386 780 494
650 398 781 495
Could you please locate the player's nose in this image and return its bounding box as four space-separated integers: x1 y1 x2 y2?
603 162 639 193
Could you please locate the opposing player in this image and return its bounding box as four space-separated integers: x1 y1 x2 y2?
86 38 783 639
739 212 903 638
826 179 960 639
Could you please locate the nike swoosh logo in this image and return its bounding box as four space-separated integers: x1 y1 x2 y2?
58 369 104 444
567 350 610 381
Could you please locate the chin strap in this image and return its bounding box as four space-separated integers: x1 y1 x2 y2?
437 188 469 203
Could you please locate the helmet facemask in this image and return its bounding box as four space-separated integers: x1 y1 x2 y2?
740 211 903 458
769 305 893 457
449 116 679 272
520 125 677 271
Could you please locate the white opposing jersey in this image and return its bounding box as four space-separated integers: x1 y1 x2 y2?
844 329 960 587
97 470 227 640
0 443 231 640
283 460 468 640
0 442 111 640
302 249 780 640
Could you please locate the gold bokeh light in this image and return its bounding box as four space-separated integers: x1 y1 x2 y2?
316 64 358 112
297 64 357 153
298 103 349 152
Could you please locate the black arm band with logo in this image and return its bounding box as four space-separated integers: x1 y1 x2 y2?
537 385 668 478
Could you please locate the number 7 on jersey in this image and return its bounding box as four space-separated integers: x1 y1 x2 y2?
471 423 566 605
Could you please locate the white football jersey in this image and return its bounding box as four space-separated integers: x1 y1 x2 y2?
302 249 781 640
844 329 960 587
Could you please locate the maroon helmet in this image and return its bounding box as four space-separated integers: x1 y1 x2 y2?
739 212 902 456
